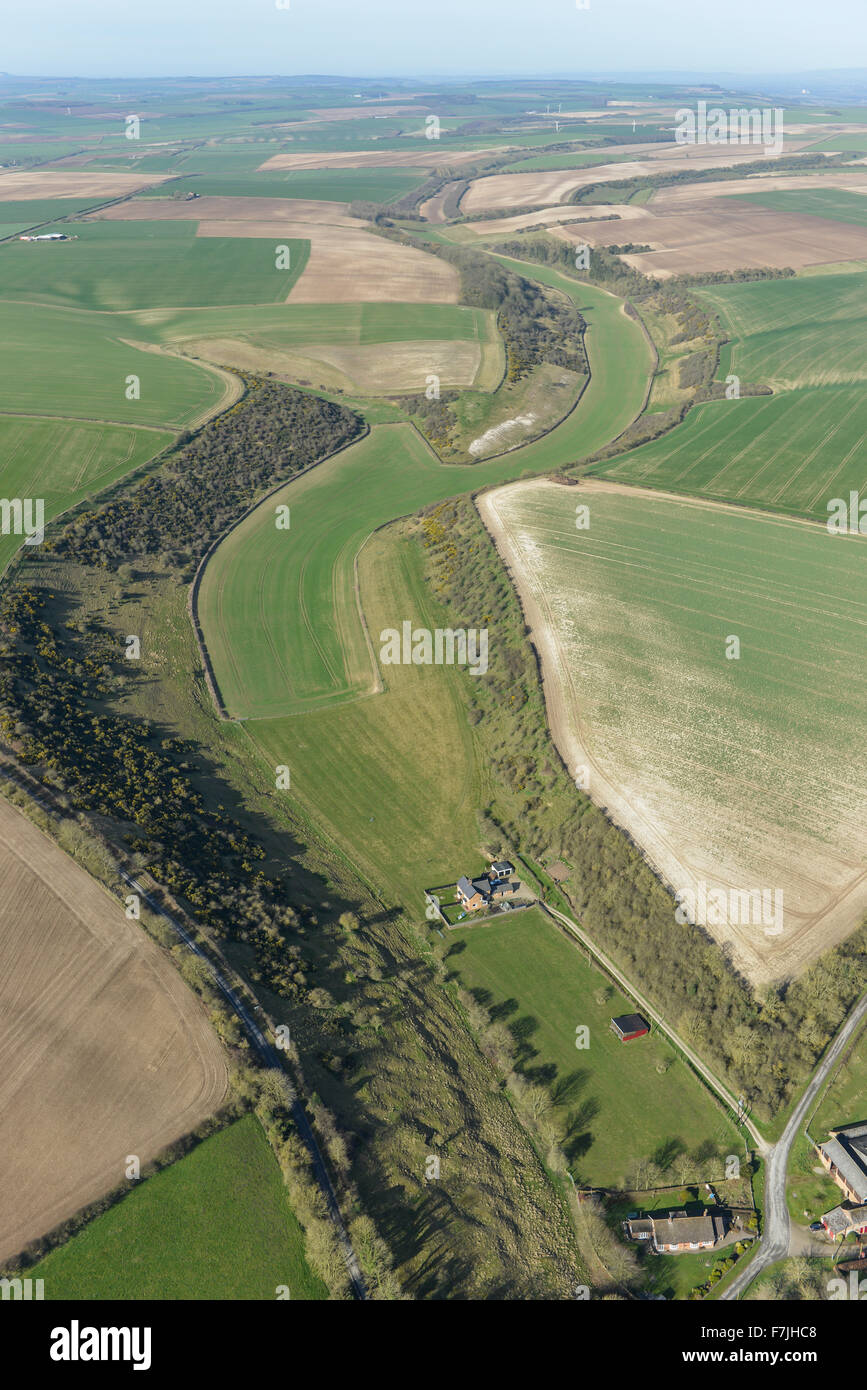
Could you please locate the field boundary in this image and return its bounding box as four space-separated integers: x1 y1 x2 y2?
188 420 371 721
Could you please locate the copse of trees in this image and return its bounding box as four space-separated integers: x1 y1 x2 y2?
426 240 589 379
52 380 364 573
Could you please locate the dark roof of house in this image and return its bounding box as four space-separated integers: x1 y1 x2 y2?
456 876 478 898
611 1013 649 1035
626 1218 654 1237
652 1212 716 1246
820 1123 867 1202
471 877 492 896
490 879 518 895
491 861 514 874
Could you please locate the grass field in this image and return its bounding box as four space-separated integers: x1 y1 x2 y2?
0 415 172 573
731 188 867 230
811 1021 867 1139
597 385 867 518
0 302 229 427
0 221 309 310
142 170 429 203
140 300 497 348
597 271 867 517
480 479 867 985
245 524 487 905
0 198 117 237
28 1115 327 1300
503 149 638 172
196 270 652 720
703 270 867 390
449 908 738 1185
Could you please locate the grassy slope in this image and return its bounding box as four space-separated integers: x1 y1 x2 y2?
449 907 738 1186
29 1115 327 1300
0 415 172 574
198 270 652 719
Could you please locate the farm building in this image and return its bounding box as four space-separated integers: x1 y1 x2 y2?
816 1122 867 1205
19 232 68 241
610 1013 650 1042
820 1203 867 1241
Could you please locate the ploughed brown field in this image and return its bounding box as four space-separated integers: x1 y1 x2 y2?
0 170 170 199
256 146 504 170
458 144 833 212
551 193 867 276
0 797 227 1263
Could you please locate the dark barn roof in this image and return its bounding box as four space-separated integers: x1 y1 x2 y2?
611 1013 649 1036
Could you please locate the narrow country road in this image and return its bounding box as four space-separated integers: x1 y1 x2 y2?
722 986 867 1300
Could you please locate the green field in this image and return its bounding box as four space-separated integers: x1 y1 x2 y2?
137 169 428 203
138 300 497 355
597 271 867 517
0 415 172 573
503 149 638 172
702 270 867 390
0 198 116 238
482 480 867 984
0 221 309 310
598 385 867 517
811 1021 867 1139
450 908 738 1185
197 269 652 720
28 1115 327 1300
242 523 488 905
0 302 227 426
732 187 867 229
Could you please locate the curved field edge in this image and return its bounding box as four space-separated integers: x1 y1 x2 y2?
195 272 654 721
477 477 867 988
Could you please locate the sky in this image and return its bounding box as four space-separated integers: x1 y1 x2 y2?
3 0 864 79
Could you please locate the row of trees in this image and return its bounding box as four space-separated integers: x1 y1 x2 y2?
417 497 867 1122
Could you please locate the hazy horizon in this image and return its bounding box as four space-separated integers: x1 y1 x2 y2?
4 0 864 82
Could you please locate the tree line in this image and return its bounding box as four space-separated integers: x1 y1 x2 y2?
418 496 867 1123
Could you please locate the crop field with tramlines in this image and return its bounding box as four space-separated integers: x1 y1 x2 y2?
596 271 867 517
0 416 172 574
479 478 867 987
0 222 310 310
